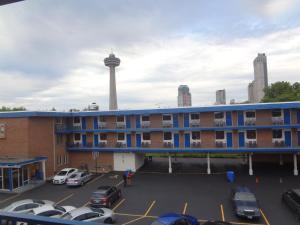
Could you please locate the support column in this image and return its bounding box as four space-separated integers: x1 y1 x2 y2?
207 153 211 174
8 168 13 191
249 153 253 176
168 154 172 174
279 154 283 166
42 160 46 181
293 154 298 176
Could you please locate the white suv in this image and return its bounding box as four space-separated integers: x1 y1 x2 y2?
52 168 78 184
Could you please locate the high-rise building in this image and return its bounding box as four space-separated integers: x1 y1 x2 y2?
248 53 268 103
178 85 192 107
216 89 226 105
104 53 120 110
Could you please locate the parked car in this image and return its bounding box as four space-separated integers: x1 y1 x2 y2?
2 199 55 214
29 204 76 218
202 221 232 225
61 207 115 224
66 171 93 187
231 187 261 220
151 213 199 225
282 189 300 219
90 186 121 208
52 168 78 184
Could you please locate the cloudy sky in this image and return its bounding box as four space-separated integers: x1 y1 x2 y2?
0 0 300 111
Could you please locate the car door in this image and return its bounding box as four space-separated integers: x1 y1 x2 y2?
84 212 102 222
82 172 88 183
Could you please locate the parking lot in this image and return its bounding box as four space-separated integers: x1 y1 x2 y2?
0 157 299 225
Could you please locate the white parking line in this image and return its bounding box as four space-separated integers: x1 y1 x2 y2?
88 174 105 185
0 194 20 203
56 193 74 205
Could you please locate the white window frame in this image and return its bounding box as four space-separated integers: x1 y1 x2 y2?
98 116 106 128
116 116 126 128
245 130 257 143
141 115 151 127
189 113 200 125
272 129 284 143
214 112 225 119
215 131 226 142
272 109 283 118
190 131 201 143
55 117 63 124
117 132 126 143
98 133 108 143
73 117 81 125
73 133 82 144
141 132 151 144
163 132 173 143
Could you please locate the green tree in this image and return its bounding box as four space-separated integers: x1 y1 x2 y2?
0 106 26 112
261 81 300 102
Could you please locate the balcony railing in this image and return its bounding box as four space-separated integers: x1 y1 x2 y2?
163 141 173 148
246 140 257 148
116 141 126 148
141 121 151 128
116 122 126 129
96 141 107 147
215 140 226 147
141 141 151 147
244 118 256 126
272 117 284 125
214 119 226 127
273 139 285 147
190 120 200 127
98 122 107 129
191 141 201 148
162 121 172 128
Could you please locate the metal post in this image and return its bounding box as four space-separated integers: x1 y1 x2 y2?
279 154 283 166
249 153 253 176
207 153 211 174
42 161 46 181
8 168 13 191
293 154 298 176
168 154 172 174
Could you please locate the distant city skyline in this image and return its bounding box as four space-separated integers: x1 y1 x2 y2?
178 85 192 107
216 89 226 105
0 0 300 110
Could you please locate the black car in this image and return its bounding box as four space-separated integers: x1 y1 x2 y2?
202 221 232 225
282 189 300 219
231 187 261 220
90 186 121 208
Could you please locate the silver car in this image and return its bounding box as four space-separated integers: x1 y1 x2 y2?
2 199 55 214
61 207 115 224
30 204 76 218
66 171 93 187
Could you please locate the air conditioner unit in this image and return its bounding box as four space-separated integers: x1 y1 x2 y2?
215 141 224 147
164 142 173 148
116 142 126 148
191 142 201 148
142 142 150 147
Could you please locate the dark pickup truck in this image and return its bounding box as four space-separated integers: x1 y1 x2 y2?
282 189 300 220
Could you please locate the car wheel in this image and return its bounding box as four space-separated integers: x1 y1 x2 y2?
104 217 113 224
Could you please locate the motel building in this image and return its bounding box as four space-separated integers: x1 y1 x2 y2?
0 102 300 192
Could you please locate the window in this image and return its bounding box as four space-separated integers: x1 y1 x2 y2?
116 116 125 122
216 131 225 140
74 214 87 221
141 115 150 121
272 109 282 117
99 116 106 122
85 212 99 220
25 203 39 209
14 205 27 211
142 133 151 141
38 210 62 217
100 133 107 140
56 134 63 145
273 129 283 139
162 114 172 121
246 130 256 139
163 132 172 141
245 111 256 118
55 118 63 124
0 123 5 139
73 117 81 124
74 133 81 141
214 112 224 119
190 113 200 120
117 133 125 141
191 131 201 140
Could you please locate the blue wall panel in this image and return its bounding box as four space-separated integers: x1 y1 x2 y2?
174 133 179 147
136 115 141 128
297 110 300 124
238 111 244 126
136 134 141 147
184 133 190 147
93 117 98 129
126 116 131 129
81 117 86 129
284 131 291 147
184 113 189 127
298 131 300 146
173 114 179 128
82 134 87 146
126 134 131 147
238 132 245 147
226 112 232 126
284 109 290 125
226 132 233 147
94 134 98 146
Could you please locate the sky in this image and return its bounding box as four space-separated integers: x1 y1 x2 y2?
0 0 300 111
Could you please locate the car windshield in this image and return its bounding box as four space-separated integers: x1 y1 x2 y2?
235 192 256 202
54 205 66 212
151 221 165 225
92 192 105 198
69 174 79 179
2 205 15 211
57 171 67 176
61 212 72 220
